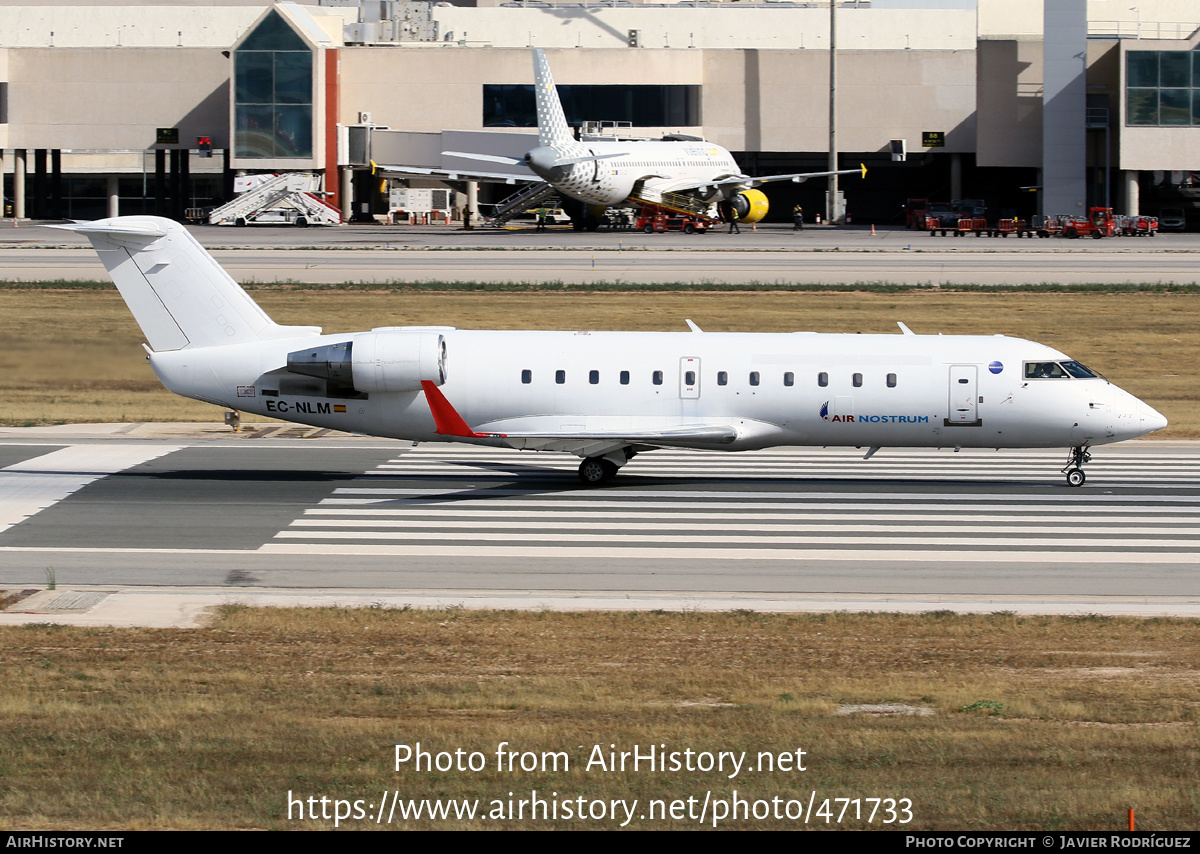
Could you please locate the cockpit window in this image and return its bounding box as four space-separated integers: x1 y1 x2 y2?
1025 362 1068 379
1060 360 1099 379
1024 361 1099 379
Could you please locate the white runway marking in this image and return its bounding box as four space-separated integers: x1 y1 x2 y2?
261 445 1200 564
0 445 184 535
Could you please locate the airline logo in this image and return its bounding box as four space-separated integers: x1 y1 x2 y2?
820 401 929 424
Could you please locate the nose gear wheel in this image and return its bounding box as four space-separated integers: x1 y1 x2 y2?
1062 446 1092 487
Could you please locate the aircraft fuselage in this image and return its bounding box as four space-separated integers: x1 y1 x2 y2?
525 140 741 208
148 328 1165 453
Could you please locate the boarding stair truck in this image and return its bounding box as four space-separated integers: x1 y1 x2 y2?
484 182 558 227
208 173 341 227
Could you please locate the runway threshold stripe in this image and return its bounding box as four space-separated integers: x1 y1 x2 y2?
287 519 1199 535
255 543 1198 563
366 470 1200 484
331 488 1200 504
318 499 1200 514
271 530 1198 548
303 508 1200 522
0 444 184 535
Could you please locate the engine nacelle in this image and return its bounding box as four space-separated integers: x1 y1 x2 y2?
287 330 446 395
351 330 446 393
732 188 769 223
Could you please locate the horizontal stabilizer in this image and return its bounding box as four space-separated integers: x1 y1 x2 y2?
47 221 168 241
551 151 631 167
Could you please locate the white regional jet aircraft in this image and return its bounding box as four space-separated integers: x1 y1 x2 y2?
440 49 866 226
56 216 1165 485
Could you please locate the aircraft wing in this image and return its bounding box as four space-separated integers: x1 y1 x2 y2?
494 425 738 457
420 381 737 456
671 164 867 193
371 161 537 185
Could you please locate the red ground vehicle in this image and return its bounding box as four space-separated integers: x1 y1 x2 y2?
635 206 713 234
1116 214 1158 236
1057 207 1116 239
907 198 986 231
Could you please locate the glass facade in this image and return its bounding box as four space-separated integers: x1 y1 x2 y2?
484 84 701 128
234 11 313 158
1126 50 1200 126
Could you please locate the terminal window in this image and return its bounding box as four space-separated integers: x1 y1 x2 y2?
234 10 314 158
484 84 701 128
1126 50 1200 126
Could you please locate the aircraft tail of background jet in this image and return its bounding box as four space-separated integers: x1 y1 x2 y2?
533 48 574 148
50 217 320 352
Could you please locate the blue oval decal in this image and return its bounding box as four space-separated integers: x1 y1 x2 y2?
989 361 1004 375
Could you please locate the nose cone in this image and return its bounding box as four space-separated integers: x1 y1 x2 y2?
1141 401 1169 435
1113 389 1168 440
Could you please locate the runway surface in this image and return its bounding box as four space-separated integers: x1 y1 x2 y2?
1 437 1197 616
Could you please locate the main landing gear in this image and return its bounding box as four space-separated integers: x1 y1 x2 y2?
577 449 637 485
578 456 618 485
1062 445 1092 487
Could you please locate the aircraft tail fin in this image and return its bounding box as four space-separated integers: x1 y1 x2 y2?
533 48 573 148
50 216 321 352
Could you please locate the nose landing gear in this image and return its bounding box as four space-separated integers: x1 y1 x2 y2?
1062 445 1092 487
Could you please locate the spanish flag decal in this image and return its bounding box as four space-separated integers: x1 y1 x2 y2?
333 405 347 413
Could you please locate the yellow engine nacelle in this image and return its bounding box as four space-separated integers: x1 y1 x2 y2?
731 189 769 223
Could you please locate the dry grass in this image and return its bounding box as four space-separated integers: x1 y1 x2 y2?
1 288 1195 435
1 608 1199 830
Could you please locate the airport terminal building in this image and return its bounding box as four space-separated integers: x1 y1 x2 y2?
0 0 1198 224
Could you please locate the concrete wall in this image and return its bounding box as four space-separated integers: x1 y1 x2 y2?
6 48 231 150
339 46 975 155
979 0 1200 39
975 39 1043 167
429 7 977 51
0 7 261 48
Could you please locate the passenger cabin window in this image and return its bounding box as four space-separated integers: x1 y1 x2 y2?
852 373 863 388
556 370 566 384
887 373 897 388
652 370 663 385
620 370 630 385
749 372 760 387
717 371 728 386
589 370 600 385
521 369 532 384
818 372 829 387
684 370 696 385
783 372 794 387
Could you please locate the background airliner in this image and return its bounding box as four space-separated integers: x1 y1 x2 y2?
414 49 865 227
54 216 1166 486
